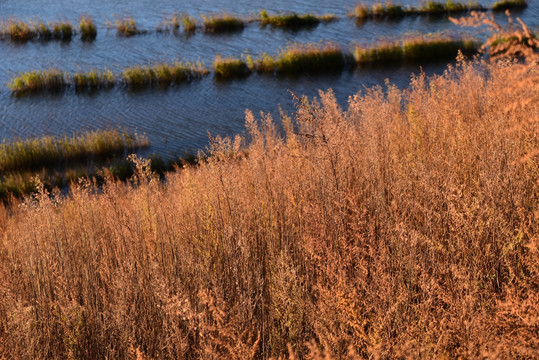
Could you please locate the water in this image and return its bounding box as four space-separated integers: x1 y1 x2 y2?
0 0 537 156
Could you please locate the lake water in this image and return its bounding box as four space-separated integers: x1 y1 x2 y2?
0 0 536 156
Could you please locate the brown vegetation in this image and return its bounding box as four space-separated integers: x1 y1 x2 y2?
0 36 537 360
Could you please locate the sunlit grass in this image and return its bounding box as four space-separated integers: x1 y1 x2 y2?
79 15 97 40
52 20 73 40
213 56 251 79
255 42 345 75
353 1 485 20
73 70 115 90
8 69 67 93
115 16 139 36
121 61 209 87
259 9 337 29
0 130 149 173
353 35 479 65
201 14 245 33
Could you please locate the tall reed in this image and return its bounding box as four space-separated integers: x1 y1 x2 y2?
0 55 536 359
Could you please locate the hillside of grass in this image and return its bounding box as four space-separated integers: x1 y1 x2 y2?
0 39 537 360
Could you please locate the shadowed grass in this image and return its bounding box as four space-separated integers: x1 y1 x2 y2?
492 0 528 11
354 41 403 65
8 69 67 93
259 9 337 29
213 56 251 79
201 14 245 33
79 16 97 40
121 61 209 87
0 130 149 172
256 42 345 75
73 70 115 90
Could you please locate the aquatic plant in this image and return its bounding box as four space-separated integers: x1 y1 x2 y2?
259 10 335 29
6 20 36 41
402 35 478 61
121 61 209 87
157 13 181 33
213 56 251 79
52 20 73 40
115 17 138 36
353 1 484 19
79 16 97 40
492 0 528 11
0 130 149 172
201 14 245 33
180 13 197 32
353 35 479 65
255 42 345 75
8 68 67 93
72 70 115 90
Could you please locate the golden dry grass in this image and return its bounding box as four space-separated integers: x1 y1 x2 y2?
0 54 537 360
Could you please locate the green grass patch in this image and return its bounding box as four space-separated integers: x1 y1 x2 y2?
8 69 67 94
73 70 115 90
259 9 336 29
402 35 479 61
353 35 479 65
0 130 149 173
121 61 209 87
79 16 97 40
115 17 139 36
256 42 345 75
213 56 251 79
6 20 37 41
201 14 245 33
52 20 73 40
492 0 527 11
353 1 485 20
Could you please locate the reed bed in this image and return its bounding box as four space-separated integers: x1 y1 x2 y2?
213 56 251 79
201 14 245 33
79 15 97 40
115 16 139 36
353 0 486 20
259 9 337 29
8 68 67 93
354 35 479 65
121 61 209 87
52 20 73 40
255 42 346 75
2 19 73 41
492 0 528 11
0 55 536 359
73 69 115 90
0 130 148 173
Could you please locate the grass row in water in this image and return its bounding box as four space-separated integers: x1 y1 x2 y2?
8 62 209 93
120 62 208 87
0 17 98 41
0 152 192 200
354 35 479 65
0 130 149 172
201 14 245 33
8 36 480 89
259 9 337 29
352 0 526 19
